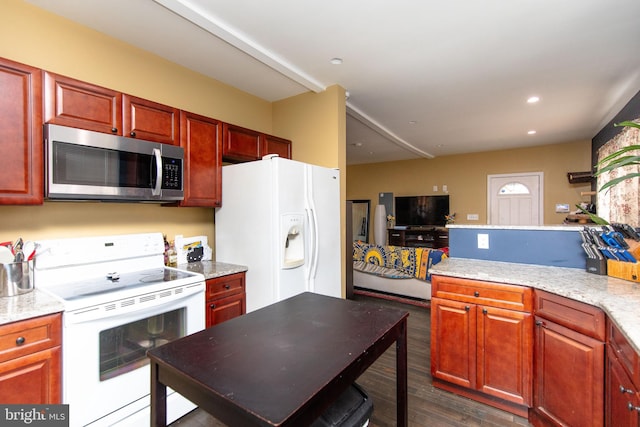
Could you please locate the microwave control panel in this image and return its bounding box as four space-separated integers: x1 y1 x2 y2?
162 159 182 190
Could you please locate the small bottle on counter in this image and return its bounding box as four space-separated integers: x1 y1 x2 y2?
163 235 170 266
168 241 178 267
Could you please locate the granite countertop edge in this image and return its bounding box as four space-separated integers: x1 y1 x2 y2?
0 261 248 326
430 257 640 354
176 260 248 280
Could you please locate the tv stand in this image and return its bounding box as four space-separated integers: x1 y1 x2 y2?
388 227 449 249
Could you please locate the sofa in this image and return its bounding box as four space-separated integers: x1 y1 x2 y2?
352 241 447 301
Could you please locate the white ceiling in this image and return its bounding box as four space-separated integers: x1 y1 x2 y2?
26 0 640 165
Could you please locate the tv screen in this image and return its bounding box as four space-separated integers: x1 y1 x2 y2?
394 195 449 227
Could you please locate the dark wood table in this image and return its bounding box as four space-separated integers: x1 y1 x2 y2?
147 292 409 426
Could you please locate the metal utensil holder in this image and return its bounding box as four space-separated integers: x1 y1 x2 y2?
0 259 34 297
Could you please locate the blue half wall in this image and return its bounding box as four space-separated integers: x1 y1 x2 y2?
448 226 585 269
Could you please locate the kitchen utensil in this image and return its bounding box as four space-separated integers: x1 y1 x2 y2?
0 246 13 264
22 241 36 261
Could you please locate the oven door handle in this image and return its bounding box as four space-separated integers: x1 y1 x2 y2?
152 148 162 196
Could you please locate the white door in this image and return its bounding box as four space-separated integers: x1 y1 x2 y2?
487 173 543 225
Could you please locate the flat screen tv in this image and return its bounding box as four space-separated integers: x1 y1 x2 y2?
394 195 450 227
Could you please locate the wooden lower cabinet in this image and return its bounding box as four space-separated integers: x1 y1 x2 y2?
606 318 640 427
531 290 605 427
0 313 62 404
607 346 640 427
206 272 246 328
431 276 533 417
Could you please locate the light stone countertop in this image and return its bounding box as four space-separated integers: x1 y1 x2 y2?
0 290 64 325
0 261 247 327
176 260 248 280
430 258 640 354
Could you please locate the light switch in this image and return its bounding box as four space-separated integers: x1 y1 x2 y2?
442 185 448 193
433 185 438 192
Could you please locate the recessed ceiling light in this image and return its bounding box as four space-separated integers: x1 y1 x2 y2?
527 96 540 104
330 58 343 65
528 130 537 135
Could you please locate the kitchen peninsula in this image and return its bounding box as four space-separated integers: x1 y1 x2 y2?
431 223 640 426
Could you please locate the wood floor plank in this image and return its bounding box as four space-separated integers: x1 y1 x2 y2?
170 294 531 427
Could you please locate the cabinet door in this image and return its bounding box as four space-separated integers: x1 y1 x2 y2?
222 123 261 162
477 305 532 406
607 347 640 427
534 316 605 427
44 71 121 134
0 58 43 204
388 230 404 246
0 346 61 404
123 94 179 145
431 297 476 388
262 134 291 159
179 111 222 207
206 293 246 328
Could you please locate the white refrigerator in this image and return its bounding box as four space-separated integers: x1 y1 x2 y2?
215 156 341 312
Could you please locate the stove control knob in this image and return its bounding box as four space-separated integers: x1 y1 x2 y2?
107 272 120 281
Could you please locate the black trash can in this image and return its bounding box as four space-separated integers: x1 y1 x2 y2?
311 383 373 427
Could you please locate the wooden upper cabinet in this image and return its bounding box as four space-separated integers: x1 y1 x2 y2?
0 58 43 205
262 134 292 159
43 73 178 145
123 94 179 145
179 111 222 207
44 71 121 134
222 123 262 162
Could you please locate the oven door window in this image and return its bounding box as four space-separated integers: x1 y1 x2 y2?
99 308 185 381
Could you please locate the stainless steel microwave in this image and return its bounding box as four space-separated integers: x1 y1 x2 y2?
44 124 184 202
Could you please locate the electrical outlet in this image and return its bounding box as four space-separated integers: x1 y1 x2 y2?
477 233 489 249
467 214 479 221
442 185 448 192
433 185 438 192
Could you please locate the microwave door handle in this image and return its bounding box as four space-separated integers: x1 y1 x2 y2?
152 148 162 196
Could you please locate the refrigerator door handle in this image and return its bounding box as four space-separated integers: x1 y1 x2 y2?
305 207 320 289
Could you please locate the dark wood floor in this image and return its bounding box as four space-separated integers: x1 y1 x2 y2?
170 294 531 427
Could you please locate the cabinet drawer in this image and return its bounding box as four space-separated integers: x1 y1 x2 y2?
0 314 62 363
608 318 640 389
534 290 605 341
206 273 245 300
431 275 532 312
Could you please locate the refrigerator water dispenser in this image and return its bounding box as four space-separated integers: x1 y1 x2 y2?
281 214 305 269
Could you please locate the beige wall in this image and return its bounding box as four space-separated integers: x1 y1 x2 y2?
0 0 347 286
347 140 592 236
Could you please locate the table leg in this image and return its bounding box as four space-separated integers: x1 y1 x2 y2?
396 318 408 427
150 361 167 427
